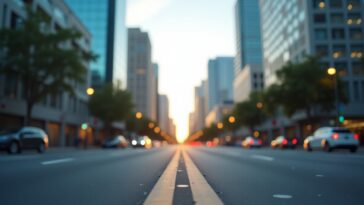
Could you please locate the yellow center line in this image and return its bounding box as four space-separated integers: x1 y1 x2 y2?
144 148 180 205
183 147 224 205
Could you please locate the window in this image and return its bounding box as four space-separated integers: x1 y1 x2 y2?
315 29 327 40
313 0 326 9
10 12 22 29
332 45 346 58
332 28 345 39
330 0 343 8
353 81 360 101
352 62 364 75
351 45 363 58
342 81 350 100
347 0 361 9
316 45 329 57
314 14 326 23
319 62 330 69
348 13 362 25
331 13 344 24
334 62 348 76
349 28 363 40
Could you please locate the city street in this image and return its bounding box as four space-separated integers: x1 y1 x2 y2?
1 146 364 205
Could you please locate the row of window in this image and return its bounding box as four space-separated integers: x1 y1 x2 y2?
318 61 364 76
313 0 362 10
315 28 363 40
316 44 363 58
314 13 362 25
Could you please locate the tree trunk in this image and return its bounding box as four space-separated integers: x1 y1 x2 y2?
25 102 34 126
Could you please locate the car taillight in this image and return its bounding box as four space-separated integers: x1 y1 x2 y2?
249 140 254 145
258 139 263 145
354 134 359 140
282 139 288 145
331 133 339 140
292 138 298 145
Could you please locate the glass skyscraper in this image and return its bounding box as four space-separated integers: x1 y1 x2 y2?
65 0 127 88
234 0 263 76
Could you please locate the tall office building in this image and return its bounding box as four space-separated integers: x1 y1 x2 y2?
150 63 159 121
65 0 127 88
158 94 170 134
0 0 92 146
207 57 234 112
260 0 364 134
234 0 264 103
190 80 208 133
127 28 156 120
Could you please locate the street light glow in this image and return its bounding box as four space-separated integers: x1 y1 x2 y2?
148 122 155 128
256 102 264 109
217 122 224 129
154 127 161 133
229 116 236 124
327 67 336 75
86 87 95 96
136 112 143 119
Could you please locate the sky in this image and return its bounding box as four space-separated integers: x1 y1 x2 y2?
126 0 236 142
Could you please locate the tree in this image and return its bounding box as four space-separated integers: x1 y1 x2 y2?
233 92 266 134
89 84 133 138
275 56 347 120
0 7 96 125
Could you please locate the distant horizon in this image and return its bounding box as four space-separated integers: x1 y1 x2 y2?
126 0 236 142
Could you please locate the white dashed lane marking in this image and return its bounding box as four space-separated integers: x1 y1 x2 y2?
251 155 274 161
41 158 74 165
272 194 293 199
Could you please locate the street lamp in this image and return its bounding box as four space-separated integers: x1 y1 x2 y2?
256 102 264 109
86 87 95 96
327 67 339 126
135 112 143 119
217 122 224 129
228 116 236 124
148 122 155 129
154 127 161 134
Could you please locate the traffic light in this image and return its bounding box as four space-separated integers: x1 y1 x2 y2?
339 115 345 124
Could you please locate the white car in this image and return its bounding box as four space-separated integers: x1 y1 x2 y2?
242 136 263 148
304 127 359 153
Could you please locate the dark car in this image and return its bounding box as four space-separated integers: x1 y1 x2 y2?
271 136 298 149
0 127 49 154
102 135 129 148
131 136 152 149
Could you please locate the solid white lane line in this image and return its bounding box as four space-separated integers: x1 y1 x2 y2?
41 158 74 165
143 149 180 205
183 150 224 205
315 174 324 177
251 155 274 161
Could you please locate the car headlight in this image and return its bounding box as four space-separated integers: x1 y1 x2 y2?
132 140 137 145
140 140 145 146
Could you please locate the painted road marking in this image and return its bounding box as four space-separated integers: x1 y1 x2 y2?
251 155 274 161
183 149 224 205
177 184 189 188
41 158 74 165
144 149 180 205
272 194 293 199
315 174 324 177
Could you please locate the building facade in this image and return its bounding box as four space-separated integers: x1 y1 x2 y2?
234 0 264 103
260 0 364 138
158 94 170 134
189 80 208 134
0 0 92 147
207 57 234 112
127 28 156 120
65 0 128 89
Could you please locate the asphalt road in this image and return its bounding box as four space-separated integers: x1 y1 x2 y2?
1 146 364 205
0 147 175 205
188 146 364 205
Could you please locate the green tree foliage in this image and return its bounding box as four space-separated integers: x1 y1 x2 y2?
275 56 347 119
233 92 266 133
0 7 96 125
89 84 133 138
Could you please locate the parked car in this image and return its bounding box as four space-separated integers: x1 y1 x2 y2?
131 136 152 149
102 135 128 148
304 127 359 153
271 136 298 149
242 137 263 148
0 127 49 154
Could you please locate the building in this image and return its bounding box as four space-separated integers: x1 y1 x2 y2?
189 80 208 134
158 94 170 134
0 0 92 147
150 63 159 121
259 0 364 138
169 118 176 138
65 0 128 89
207 57 234 112
205 102 234 127
234 0 264 103
127 28 156 120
